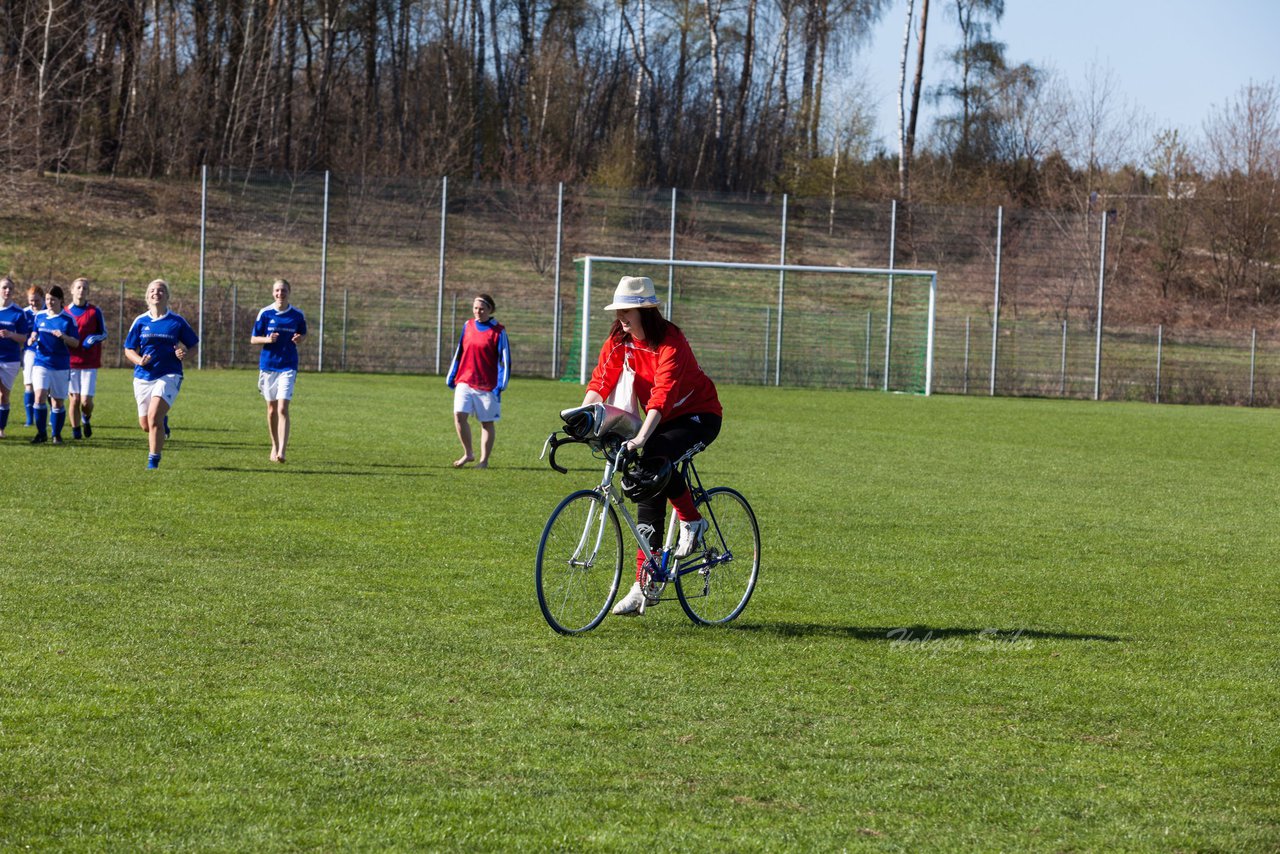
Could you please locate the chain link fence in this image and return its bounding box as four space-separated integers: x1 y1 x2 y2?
174 169 1275 407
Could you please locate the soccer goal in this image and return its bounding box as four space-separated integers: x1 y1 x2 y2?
564 256 938 395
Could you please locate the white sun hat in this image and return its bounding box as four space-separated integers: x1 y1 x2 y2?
603 276 662 311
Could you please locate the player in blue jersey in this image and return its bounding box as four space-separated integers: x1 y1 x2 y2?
28 285 82 444
0 276 34 438
250 278 307 463
22 285 44 427
124 279 199 469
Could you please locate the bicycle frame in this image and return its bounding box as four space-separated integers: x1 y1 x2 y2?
552 436 736 594
539 424 758 631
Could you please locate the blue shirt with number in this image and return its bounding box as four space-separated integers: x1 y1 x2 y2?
125 311 199 380
252 305 307 372
0 304 32 363
33 310 78 370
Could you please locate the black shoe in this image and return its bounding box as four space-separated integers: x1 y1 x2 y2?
30 434 47 444
51 436 64 445
82 419 92 438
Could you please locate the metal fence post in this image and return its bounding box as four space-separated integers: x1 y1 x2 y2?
762 306 770 385
1155 324 1163 403
1249 327 1257 405
579 256 592 384
319 170 330 373
1060 318 1068 395
884 199 896 391
864 311 872 388
435 175 448 374
198 164 207 369
990 205 1003 396
117 280 125 368
963 315 971 394
1093 212 1108 401
230 284 237 367
667 187 677 320
552 181 564 376
774 194 787 386
342 289 349 372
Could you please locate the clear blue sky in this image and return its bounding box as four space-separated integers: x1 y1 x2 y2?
859 0 1280 155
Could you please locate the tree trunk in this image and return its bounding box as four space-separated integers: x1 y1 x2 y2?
904 0 929 200
728 0 756 187
896 0 914 198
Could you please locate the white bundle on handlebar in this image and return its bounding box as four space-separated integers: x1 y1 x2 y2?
559 403 642 443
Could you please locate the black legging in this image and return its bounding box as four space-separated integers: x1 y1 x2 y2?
635 412 722 552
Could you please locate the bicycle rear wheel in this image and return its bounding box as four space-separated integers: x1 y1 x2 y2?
536 490 624 634
675 487 760 625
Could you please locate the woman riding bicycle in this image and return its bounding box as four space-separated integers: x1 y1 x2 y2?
581 275 722 616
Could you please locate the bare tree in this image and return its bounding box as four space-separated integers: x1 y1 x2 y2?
1147 128 1195 300
1199 79 1280 311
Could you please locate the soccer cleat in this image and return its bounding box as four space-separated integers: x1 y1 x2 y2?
82 417 92 438
51 436 63 445
30 434 47 444
611 582 648 617
674 518 709 559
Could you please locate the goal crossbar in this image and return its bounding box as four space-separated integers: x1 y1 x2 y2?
574 255 939 395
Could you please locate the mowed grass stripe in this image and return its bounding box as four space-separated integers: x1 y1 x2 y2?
1 369 1276 850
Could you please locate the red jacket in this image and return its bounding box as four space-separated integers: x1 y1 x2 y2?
588 325 721 421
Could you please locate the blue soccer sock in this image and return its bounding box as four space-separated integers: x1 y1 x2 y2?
34 405 47 437
24 390 34 425
147 453 161 469
0 405 8 431
51 408 66 439
163 415 170 438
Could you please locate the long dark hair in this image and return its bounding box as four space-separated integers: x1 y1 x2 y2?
608 308 669 346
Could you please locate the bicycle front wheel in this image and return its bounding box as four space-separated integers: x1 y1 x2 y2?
536 490 624 634
675 487 760 625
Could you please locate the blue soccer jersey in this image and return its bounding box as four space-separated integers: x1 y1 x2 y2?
0 303 31 363
252 305 307 371
125 311 199 380
33 310 78 370
23 307 38 352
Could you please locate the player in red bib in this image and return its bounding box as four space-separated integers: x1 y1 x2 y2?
66 277 107 439
446 293 510 469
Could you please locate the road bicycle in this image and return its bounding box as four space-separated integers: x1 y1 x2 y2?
537 405 760 634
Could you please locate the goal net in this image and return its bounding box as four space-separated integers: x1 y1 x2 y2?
563 256 938 395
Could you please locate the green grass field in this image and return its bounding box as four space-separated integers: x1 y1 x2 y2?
2 370 1277 850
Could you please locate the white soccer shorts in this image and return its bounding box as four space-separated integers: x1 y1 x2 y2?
22 349 36 386
31 365 70 399
258 369 297 401
0 360 18 392
134 374 183 416
453 382 501 421
69 368 98 397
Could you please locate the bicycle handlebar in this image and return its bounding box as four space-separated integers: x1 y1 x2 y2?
541 430 632 475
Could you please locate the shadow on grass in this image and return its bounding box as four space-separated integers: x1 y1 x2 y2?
730 622 1124 643
202 465 434 477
